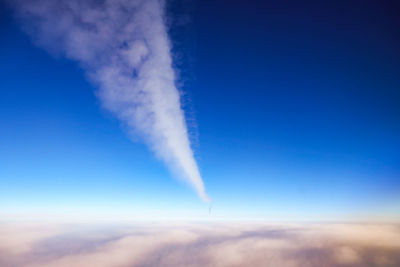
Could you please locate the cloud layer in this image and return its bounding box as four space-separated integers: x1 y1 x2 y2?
1 222 400 266
10 0 209 201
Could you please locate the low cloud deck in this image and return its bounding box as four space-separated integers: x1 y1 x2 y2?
1 222 400 266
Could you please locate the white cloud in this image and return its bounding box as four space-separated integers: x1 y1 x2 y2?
1 222 400 267
10 0 210 202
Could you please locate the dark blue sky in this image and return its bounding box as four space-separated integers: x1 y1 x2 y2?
1 0 399 220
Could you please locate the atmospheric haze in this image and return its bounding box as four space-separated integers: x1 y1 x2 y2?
10 0 210 202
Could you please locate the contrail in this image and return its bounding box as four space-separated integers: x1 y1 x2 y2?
10 0 210 202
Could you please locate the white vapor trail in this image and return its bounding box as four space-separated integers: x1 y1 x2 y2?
11 0 210 202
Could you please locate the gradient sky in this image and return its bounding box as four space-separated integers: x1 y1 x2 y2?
1 0 399 220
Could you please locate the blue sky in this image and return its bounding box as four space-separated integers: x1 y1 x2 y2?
1 0 399 220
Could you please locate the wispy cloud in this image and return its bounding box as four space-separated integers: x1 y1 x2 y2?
10 0 210 201
1 222 400 266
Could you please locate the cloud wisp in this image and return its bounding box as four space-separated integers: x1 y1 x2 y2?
10 0 210 201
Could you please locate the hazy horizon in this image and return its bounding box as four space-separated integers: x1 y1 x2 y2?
1 221 400 267
1 0 399 266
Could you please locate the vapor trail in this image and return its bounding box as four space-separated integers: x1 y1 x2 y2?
11 0 210 202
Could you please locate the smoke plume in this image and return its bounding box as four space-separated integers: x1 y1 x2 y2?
11 0 210 202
